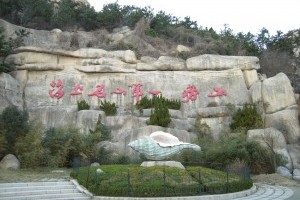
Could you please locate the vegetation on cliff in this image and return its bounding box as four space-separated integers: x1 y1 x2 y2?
0 0 299 86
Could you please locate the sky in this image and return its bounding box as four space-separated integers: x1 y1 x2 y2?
87 0 299 35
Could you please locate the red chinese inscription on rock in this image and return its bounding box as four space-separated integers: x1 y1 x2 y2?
49 80 64 99
70 84 84 95
207 87 227 97
111 88 127 96
88 84 106 98
182 84 199 103
129 83 144 102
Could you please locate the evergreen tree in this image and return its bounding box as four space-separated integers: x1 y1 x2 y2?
149 98 171 127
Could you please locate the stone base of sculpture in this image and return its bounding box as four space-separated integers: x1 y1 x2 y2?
141 161 185 170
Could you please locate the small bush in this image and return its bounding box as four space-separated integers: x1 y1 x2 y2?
15 122 47 168
136 95 181 110
100 100 117 116
83 116 112 163
148 98 171 127
230 104 263 132
0 133 7 160
194 133 283 174
42 127 83 167
0 106 29 153
77 100 90 111
136 96 152 109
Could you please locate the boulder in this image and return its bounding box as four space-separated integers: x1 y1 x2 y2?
5 52 58 65
243 70 258 88
76 110 105 134
293 169 300 181
0 73 23 112
249 81 262 104
247 128 293 169
107 50 137 64
91 162 100 167
265 109 300 144
140 56 157 63
276 166 292 178
75 65 136 73
137 56 185 71
17 64 64 71
197 116 231 139
188 106 231 118
186 54 260 71
262 73 296 114
176 45 191 53
247 128 287 150
170 118 193 132
136 109 186 119
0 154 20 170
287 144 300 169
96 168 104 174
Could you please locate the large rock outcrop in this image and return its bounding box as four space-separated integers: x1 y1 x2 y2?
0 20 299 164
0 73 23 112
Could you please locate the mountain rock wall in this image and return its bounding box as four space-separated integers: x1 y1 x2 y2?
0 19 299 170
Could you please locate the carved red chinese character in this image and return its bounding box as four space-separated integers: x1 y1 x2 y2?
111 88 127 96
70 84 84 95
207 87 227 97
88 84 106 98
129 83 144 102
49 80 64 99
182 84 199 103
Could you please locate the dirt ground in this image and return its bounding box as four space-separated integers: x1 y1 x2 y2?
252 173 300 187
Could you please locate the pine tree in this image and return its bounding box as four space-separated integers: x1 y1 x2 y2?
149 98 171 127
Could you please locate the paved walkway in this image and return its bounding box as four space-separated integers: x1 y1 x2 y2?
234 184 294 200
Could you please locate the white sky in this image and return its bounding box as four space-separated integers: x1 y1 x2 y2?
87 0 299 35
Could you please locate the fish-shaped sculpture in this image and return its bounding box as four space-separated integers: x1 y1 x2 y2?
128 131 201 160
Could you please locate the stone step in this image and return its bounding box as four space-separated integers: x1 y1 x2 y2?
0 181 72 188
0 189 80 197
0 185 74 192
0 192 90 200
0 181 91 200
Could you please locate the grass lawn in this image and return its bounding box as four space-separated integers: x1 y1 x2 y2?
71 165 252 197
0 168 71 183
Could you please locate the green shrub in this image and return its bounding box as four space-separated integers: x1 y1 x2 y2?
136 96 152 109
0 106 29 153
230 104 263 132
77 100 90 111
0 27 13 73
15 122 47 168
42 127 83 167
83 116 112 163
194 133 283 174
136 95 181 110
148 98 171 127
0 133 7 160
100 100 117 116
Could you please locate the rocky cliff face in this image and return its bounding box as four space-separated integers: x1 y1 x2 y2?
0 20 299 171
